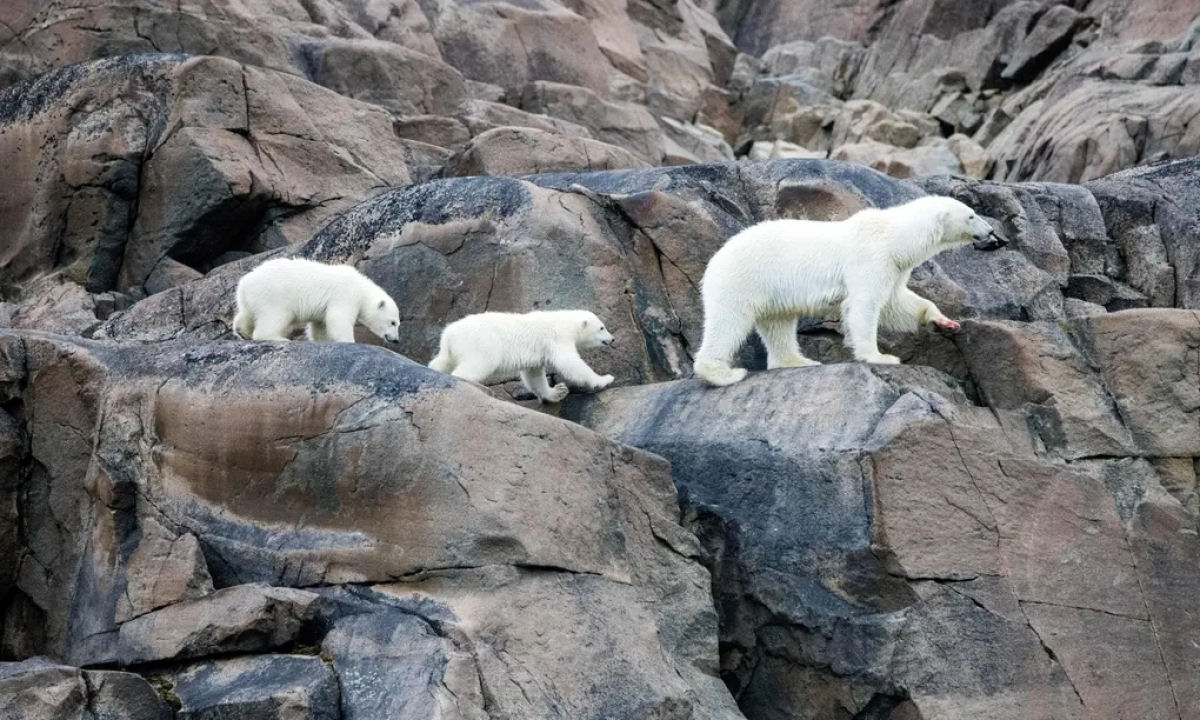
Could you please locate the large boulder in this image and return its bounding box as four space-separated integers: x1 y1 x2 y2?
0 658 172 720
0 329 741 719
563 314 1200 719
0 54 418 295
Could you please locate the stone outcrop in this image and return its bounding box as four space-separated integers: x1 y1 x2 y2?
2 0 1199 717
0 330 740 718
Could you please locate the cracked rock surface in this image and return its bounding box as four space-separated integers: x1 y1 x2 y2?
3 156 1199 719
1 1 1199 718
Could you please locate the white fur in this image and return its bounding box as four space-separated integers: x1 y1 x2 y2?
694 196 995 386
428 310 616 403
233 258 401 343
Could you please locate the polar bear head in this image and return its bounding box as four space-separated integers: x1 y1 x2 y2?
932 197 1007 251
360 291 401 344
572 311 616 349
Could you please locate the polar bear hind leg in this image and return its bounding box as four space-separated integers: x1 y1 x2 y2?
233 309 255 339
307 322 330 341
694 307 755 386
520 368 569 403
428 345 455 373
250 309 294 341
756 316 821 369
451 357 498 384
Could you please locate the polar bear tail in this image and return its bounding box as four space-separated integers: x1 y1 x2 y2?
428 345 455 374
694 358 748 386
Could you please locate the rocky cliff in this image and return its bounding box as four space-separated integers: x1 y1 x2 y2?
0 1 1198 719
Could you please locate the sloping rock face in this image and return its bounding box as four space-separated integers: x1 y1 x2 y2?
24 156 1190 719
99 158 1200 383
0 330 740 719
0 0 1195 201
562 310 1200 719
0 53 421 296
715 0 1200 181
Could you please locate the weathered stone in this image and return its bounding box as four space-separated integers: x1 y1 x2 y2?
115 517 214 623
0 55 415 295
0 330 741 718
85 670 174 720
832 138 963 178
445 126 649 176
566 345 1200 719
301 37 468 116
1002 5 1088 82
0 659 170 720
658 116 735 165
116 584 319 665
521 80 667 163
168 655 339 720
321 610 480 719
420 1 612 98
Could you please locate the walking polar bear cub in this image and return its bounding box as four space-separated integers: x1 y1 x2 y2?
234 257 401 343
429 310 616 403
694 196 1006 386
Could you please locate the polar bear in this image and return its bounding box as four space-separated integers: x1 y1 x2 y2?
232 257 401 343
428 310 616 403
694 196 1006 386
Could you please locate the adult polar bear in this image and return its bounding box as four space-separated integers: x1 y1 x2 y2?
233 257 401 343
694 196 1006 386
429 310 615 403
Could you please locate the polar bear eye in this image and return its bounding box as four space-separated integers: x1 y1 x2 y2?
391 320 398 326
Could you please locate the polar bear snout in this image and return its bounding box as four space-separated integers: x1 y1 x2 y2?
972 228 1008 251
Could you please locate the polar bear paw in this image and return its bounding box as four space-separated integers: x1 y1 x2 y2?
589 374 615 392
861 353 901 365
695 359 749 386
933 317 961 333
771 356 822 369
544 383 570 403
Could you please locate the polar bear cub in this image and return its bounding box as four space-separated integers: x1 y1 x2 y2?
233 257 401 343
694 196 1005 386
429 310 616 403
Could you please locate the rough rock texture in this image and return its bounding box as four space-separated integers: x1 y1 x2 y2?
716 0 1200 181
562 320 1200 719
0 330 740 719
2 0 1199 715
4 156 1187 718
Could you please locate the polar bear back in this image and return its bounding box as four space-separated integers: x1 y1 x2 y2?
440 310 589 370
236 257 375 322
701 203 934 316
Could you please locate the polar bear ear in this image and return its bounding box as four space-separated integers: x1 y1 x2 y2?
581 318 589 328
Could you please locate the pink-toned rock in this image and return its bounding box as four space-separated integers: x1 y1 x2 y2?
445 126 649 176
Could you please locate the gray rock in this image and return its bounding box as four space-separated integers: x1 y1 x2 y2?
168 655 339 720
117 584 319 665
0 659 171 720
0 330 741 719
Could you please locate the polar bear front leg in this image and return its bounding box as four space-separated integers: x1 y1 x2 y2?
520 368 570 403
882 287 959 334
550 346 614 392
306 322 330 341
756 316 821 369
323 304 359 343
843 286 900 364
